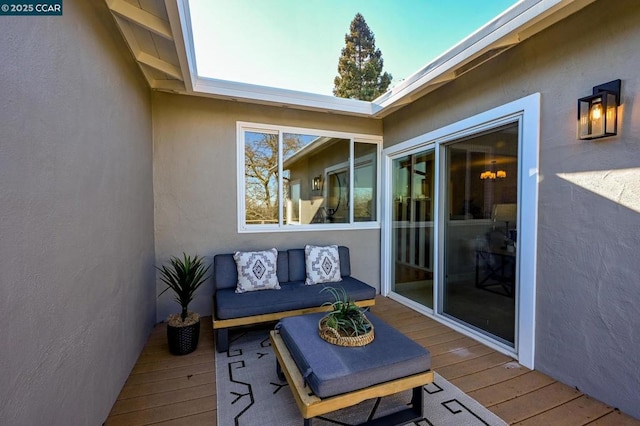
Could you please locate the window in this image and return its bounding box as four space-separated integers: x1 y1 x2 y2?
237 122 381 232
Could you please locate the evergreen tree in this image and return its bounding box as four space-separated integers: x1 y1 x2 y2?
333 13 392 101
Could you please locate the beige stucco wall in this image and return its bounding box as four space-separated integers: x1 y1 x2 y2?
383 0 640 419
0 1 155 424
152 92 383 321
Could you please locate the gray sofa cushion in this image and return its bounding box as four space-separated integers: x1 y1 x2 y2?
277 312 431 398
287 249 305 282
215 277 375 319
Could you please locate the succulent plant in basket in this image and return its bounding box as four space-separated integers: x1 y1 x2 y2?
157 253 210 355
319 286 374 346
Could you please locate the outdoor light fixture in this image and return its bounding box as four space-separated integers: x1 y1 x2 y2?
312 175 322 191
578 79 621 140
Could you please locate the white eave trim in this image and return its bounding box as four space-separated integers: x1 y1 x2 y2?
372 0 596 116
192 77 374 116
170 0 595 117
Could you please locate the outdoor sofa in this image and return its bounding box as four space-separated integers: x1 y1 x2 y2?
212 245 376 352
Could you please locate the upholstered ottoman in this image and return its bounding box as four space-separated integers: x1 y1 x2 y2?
270 312 433 425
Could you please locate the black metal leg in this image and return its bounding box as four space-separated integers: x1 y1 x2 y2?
349 386 424 426
215 328 229 353
412 385 424 417
304 417 313 426
276 360 285 381
475 251 480 287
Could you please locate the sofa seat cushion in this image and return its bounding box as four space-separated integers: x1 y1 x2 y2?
277 312 431 398
215 277 375 320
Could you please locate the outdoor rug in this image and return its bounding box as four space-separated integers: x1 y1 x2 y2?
216 328 508 426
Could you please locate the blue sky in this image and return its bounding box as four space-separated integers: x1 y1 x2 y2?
189 0 519 96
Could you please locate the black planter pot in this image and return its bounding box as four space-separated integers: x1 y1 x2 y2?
167 320 200 355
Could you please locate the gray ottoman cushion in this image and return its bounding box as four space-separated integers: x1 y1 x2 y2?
276 312 431 398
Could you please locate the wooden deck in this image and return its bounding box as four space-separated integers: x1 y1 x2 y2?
105 296 639 425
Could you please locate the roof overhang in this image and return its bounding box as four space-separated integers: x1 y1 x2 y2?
106 0 597 118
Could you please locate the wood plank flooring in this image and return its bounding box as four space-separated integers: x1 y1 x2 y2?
105 296 639 425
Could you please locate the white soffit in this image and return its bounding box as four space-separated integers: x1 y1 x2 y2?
172 0 373 116
105 0 191 92
125 0 597 117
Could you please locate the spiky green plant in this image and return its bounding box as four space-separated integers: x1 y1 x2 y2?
157 253 210 322
321 286 371 336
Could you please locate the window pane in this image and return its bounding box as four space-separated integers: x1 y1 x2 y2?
354 143 377 222
282 133 317 225
284 136 350 224
244 132 279 225
391 150 434 308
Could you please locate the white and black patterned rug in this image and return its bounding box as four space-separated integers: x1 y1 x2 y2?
216 328 508 426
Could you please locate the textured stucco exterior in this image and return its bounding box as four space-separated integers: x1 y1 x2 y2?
383 0 640 419
152 92 383 322
2 0 638 422
0 1 155 424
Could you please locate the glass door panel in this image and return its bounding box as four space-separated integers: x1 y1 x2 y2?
441 123 518 346
391 150 434 308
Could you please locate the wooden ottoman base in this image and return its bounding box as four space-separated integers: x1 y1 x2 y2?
270 330 434 425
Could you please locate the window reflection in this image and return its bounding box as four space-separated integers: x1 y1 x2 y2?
244 132 279 225
354 143 377 222
282 136 377 225
243 126 379 228
391 151 434 308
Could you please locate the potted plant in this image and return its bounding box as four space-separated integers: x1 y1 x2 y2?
157 253 210 355
318 286 374 347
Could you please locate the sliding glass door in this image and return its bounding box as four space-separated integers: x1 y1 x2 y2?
384 94 538 364
441 123 519 346
388 124 518 345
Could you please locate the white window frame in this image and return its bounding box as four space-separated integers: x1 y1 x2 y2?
237 122 382 233
286 179 301 225
381 93 540 369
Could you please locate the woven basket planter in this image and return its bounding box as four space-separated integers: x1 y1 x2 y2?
318 313 374 347
167 320 200 355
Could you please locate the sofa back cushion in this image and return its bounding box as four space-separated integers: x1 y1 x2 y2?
287 249 306 282
287 246 351 282
214 251 289 291
337 246 352 277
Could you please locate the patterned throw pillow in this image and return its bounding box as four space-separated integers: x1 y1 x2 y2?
233 248 281 293
304 245 342 285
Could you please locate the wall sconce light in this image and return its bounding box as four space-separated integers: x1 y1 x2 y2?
578 79 621 140
312 175 322 191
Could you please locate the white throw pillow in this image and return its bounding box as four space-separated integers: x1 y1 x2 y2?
234 248 280 293
304 245 342 285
